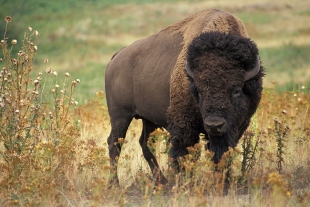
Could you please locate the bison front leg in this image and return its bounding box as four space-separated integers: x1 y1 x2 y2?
107 113 133 186
166 94 202 173
168 125 200 173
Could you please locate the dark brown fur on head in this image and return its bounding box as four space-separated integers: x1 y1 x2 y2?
186 31 264 163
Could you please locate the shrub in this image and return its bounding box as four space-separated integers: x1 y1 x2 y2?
0 16 81 205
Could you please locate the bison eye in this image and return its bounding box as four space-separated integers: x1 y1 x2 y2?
232 87 242 98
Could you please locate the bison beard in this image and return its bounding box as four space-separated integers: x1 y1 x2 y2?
207 129 238 164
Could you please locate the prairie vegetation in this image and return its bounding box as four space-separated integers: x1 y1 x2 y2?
0 0 310 206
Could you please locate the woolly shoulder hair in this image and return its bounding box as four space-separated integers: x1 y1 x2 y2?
186 31 259 71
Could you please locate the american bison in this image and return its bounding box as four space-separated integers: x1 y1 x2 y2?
105 9 264 185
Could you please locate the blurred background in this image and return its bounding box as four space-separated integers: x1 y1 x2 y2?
1 0 309 102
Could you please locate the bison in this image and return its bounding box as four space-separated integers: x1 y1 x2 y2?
105 9 264 185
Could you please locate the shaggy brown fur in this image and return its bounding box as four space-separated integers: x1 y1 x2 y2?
166 9 260 164
168 31 264 164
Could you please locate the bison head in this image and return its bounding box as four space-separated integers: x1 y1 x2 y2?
186 31 263 163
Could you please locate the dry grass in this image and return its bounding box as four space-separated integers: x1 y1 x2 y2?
1 1 310 206
48 88 309 207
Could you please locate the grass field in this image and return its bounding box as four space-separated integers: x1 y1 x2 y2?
1 0 310 100
0 0 310 206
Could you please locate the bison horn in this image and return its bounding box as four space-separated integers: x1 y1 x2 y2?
185 61 194 78
245 55 260 81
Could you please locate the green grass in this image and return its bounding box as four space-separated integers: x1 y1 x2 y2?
296 9 310 16
259 43 310 92
237 11 278 25
1 0 310 102
274 81 310 93
70 63 105 103
260 43 310 73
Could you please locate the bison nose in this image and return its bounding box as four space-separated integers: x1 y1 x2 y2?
204 116 227 136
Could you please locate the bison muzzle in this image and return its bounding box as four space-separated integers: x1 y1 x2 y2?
105 9 264 185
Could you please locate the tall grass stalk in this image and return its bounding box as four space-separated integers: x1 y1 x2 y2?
274 117 289 174
0 17 81 205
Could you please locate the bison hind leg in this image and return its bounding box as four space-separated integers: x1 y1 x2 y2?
107 112 133 186
139 119 168 185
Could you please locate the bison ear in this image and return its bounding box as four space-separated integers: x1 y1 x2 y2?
244 55 260 81
185 61 194 78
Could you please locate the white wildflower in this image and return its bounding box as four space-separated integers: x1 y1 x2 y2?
46 68 52 73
